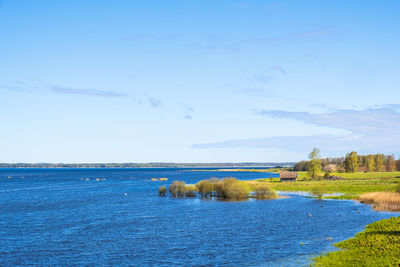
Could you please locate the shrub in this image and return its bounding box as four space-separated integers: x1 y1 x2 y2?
196 180 214 197
311 186 325 198
395 183 400 193
158 185 167 196
215 177 250 200
209 177 221 197
253 183 278 199
184 184 197 197
169 181 186 197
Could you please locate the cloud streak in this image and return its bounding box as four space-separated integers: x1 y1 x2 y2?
194 107 400 155
50 85 128 98
254 108 400 136
147 96 163 108
184 105 194 119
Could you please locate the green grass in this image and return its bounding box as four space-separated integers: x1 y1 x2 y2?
213 168 284 173
313 216 400 266
331 171 400 179
249 171 400 199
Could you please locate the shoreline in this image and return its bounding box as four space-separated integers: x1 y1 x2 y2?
271 190 400 266
313 216 400 266
243 171 400 265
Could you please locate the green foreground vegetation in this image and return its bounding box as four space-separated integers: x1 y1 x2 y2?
313 216 400 266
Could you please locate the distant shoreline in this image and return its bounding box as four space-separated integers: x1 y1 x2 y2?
0 163 294 169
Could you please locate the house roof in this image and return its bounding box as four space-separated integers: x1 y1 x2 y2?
280 171 298 178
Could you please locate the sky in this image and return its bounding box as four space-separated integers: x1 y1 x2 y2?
0 0 399 163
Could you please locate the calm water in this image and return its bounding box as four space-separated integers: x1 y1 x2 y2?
0 168 397 266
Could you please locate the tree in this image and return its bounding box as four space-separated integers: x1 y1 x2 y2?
375 154 384 171
366 155 376 172
293 160 308 171
386 155 396 172
344 151 359 173
308 148 322 179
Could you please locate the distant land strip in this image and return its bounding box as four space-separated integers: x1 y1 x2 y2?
0 162 295 168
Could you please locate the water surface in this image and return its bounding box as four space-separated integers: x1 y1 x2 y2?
0 168 396 266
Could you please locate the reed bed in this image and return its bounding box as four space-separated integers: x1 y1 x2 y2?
359 192 400 211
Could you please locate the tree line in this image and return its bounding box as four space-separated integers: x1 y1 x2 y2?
294 149 400 174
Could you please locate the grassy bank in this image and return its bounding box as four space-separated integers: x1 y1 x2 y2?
247 171 400 200
313 216 400 266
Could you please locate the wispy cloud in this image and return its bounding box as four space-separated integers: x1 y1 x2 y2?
254 108 400 135
242 28 333 45
236 67 285 97
236 87 274 96
0 85 29 92
194 107 400 155
147 96 163 108
253 74 274 84
1 81 128 98
0 81 40 92
184 105 194 119
269 65 287 76
50 85 128 98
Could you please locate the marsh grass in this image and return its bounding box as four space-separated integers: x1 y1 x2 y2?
359 192 400 211
313 216 400 266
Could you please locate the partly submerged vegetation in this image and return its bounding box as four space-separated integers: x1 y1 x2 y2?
164 177 278 200
310 185 325 199
313 216 400 266
253 183 278 199
158 185 167 196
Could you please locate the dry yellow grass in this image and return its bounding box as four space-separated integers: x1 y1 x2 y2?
359 192 400 211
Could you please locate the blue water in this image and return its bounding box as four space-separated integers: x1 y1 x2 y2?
0 168 397 266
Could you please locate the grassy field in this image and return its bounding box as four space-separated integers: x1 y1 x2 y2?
313 216 400 266
246 171 400 199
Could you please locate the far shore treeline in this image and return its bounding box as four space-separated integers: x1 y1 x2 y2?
293 150 400 174
0 162 294 168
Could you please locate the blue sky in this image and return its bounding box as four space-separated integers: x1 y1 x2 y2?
1 0 399 163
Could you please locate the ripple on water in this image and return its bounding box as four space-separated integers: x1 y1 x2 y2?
0 168 397 266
